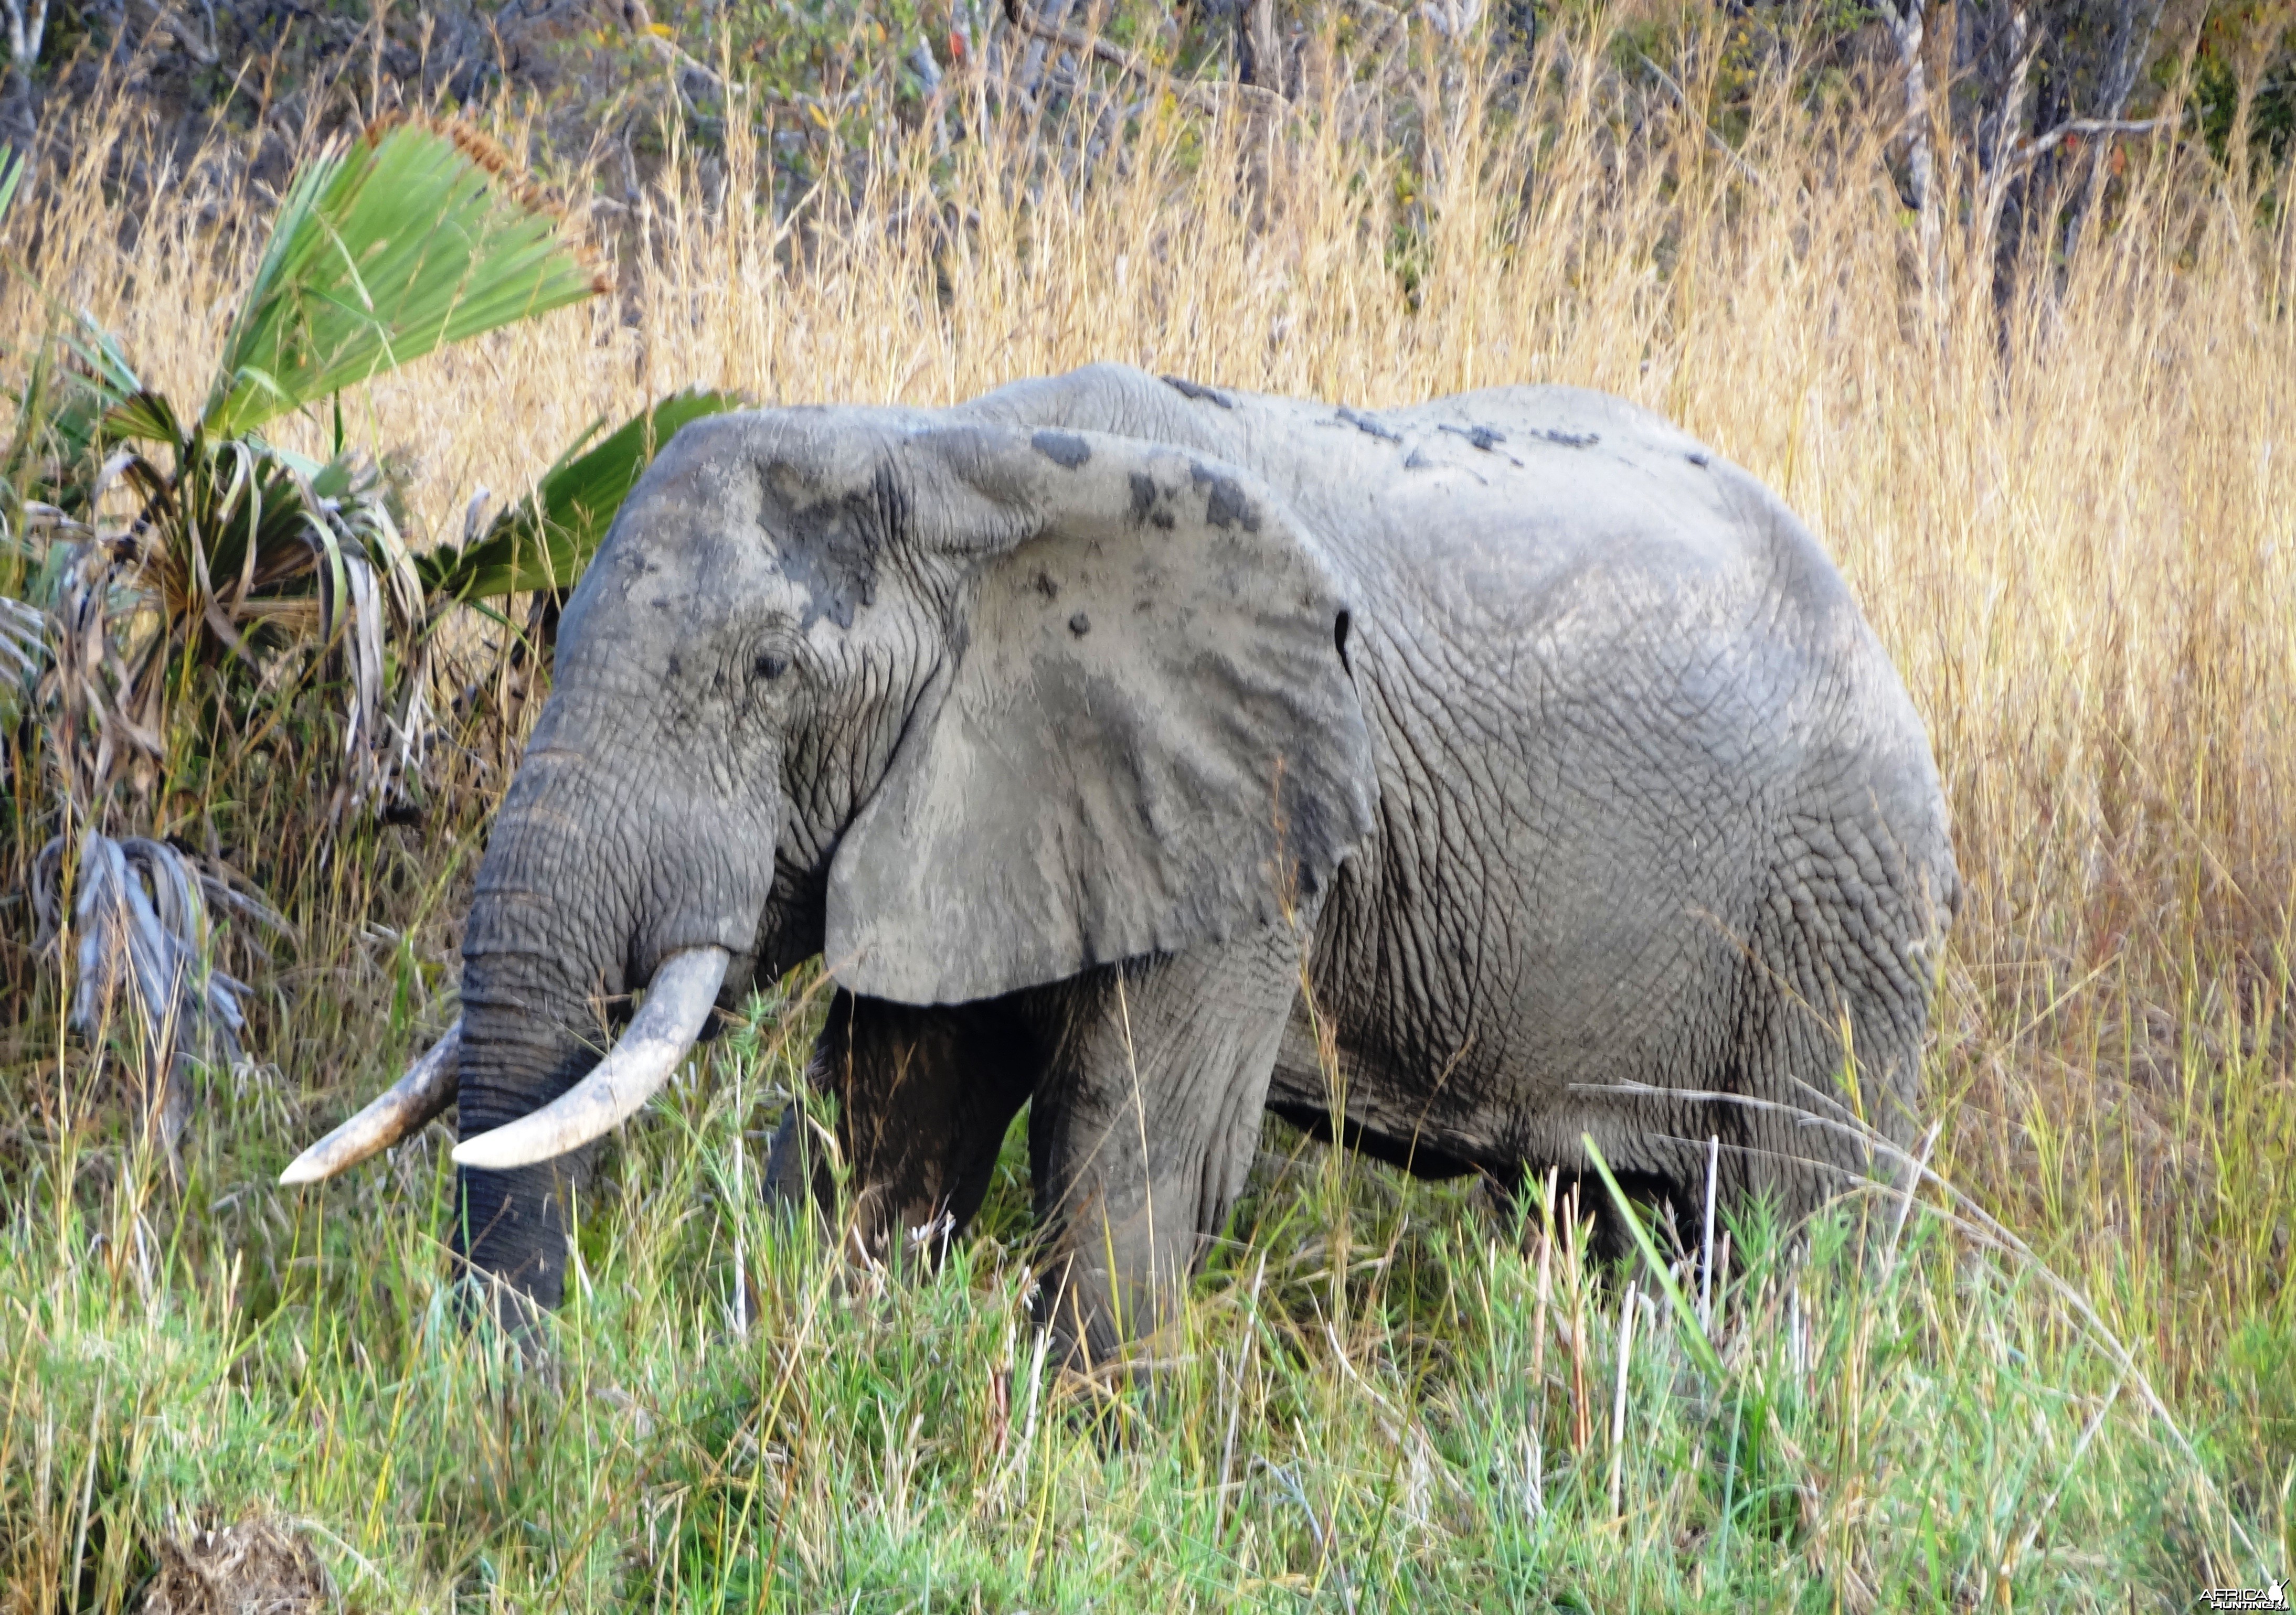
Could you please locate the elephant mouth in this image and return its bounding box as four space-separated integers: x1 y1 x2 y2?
278 944 731 1183
453 945 730 1168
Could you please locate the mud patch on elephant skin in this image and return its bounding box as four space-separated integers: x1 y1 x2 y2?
1129 470 1178 531
1032 430 1093 469
1530 426 1601 448
1189 462 1261 532
1274 784 1339 899
139 1519 332 1614
1439 422 1524 466
1442 422 1507 452
1161 375 1235 409
776 488 883 631
1334 407 1402 443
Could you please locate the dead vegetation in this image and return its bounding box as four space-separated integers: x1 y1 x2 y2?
0 3 2290 1604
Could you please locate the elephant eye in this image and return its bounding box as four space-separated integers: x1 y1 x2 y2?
753 652 790 682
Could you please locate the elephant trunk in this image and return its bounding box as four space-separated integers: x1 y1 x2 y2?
451 730 774 1311
453 967 596 1311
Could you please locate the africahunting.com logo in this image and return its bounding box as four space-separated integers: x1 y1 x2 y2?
2201 1580 2289 1611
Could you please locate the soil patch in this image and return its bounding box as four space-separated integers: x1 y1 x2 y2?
139 1519 332 1615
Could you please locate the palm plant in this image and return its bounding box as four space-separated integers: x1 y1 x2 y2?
27 116 611 811
0 119 654 1159
420 386 745 607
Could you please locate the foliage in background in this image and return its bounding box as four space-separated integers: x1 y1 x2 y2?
0 0 2291 1605
0 116 644 1158
12 0 2296 239
2186 6 2296 166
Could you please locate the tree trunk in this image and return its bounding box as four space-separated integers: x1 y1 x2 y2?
1884 1 1941 302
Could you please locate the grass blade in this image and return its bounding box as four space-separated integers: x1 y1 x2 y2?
1582 1135 1726 1382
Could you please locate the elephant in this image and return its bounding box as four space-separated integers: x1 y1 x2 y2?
283 362 1958 1364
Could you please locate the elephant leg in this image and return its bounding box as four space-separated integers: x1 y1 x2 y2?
1708 890 1932 1243
1027 910 1313 1368
763 988 1044 1271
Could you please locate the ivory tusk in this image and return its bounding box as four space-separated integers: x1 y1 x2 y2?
279 1020 463 1186
451 946 730 1172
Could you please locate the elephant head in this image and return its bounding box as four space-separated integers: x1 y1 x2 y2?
283 407 1375 1312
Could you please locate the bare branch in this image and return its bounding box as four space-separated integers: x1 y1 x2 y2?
2063 0 2168 253
138 0 218 68
2016 114 2170 168
1880 0 1940 297
1973 7 2039 268
1339 0 1407 41
634 27 726 105
1001 2 1288 117
2098 0 2168 123
2 0 48 72
1635 52 1772 198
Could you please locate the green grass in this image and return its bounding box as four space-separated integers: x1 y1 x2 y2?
2 967 2284 1609
4 6 2296 1607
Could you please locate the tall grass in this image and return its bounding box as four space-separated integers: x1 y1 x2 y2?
3 9 2293 1607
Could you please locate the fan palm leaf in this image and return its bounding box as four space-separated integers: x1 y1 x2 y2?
205 118 609 437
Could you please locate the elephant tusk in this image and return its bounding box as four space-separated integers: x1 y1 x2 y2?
279 1020 463 1185
451 946 731 1172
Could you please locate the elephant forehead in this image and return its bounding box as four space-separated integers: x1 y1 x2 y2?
563 530 799 669
624 424 767 526
589 520 763 614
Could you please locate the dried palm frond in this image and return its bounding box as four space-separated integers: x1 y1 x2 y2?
30 831 281 1161
0 590 39 790
0 591 38 677
41 530 158 813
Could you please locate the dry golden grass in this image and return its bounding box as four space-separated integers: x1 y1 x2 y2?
14 10 2294 1374
2 10 2292 1600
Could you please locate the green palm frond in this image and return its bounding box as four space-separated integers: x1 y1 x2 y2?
4 319 150 518
204 118 609 438
1 117 632 1160
420 388 747 603
0 145 25 225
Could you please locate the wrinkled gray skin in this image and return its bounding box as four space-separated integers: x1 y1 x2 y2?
453 363 1957 1361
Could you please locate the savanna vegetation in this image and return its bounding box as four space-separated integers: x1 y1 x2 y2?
1 0 2292 1607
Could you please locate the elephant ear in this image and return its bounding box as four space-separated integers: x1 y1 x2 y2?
825 425 1376 1005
